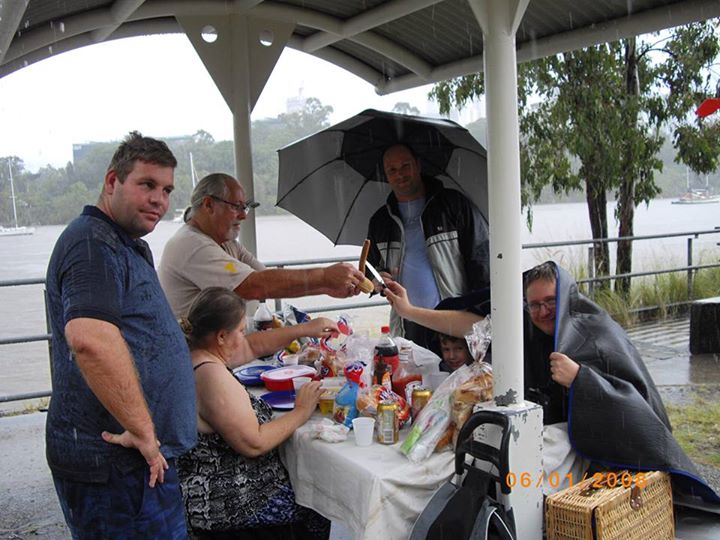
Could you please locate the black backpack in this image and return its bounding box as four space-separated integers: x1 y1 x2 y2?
409 410 516 540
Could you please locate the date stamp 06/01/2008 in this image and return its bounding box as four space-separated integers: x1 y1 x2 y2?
504 471 648 491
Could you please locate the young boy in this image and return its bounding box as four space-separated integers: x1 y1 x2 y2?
438 333 473 372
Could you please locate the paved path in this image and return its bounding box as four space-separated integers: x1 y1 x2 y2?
1 317 719 539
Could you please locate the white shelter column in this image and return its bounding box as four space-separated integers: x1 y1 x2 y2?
470 0 528 404
229 16 257 254
178 13 295 256
469 3 542 538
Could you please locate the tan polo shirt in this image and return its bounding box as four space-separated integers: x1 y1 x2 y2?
158 224 266 318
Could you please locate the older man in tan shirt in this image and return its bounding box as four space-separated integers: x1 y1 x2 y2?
159 173 366 317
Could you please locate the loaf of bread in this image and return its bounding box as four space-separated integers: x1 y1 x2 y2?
450 369 494 446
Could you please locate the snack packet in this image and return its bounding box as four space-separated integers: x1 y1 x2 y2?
356 384 411 428
306 418 350 443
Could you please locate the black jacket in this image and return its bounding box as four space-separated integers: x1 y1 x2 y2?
367 176 489 338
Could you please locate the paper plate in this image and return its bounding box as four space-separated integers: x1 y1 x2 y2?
233 365 275 386
260 390 296 410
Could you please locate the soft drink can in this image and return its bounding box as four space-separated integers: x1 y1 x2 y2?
376 400 399 444
411 387 432 420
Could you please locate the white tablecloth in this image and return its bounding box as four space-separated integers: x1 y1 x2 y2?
280 422 454 540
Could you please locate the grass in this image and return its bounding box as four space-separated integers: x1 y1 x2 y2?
0 398 49 418
583 266 720 328
528 247 720 326
666 388 720 467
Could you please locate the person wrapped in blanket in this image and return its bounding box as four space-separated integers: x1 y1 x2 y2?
178 287 339 539
384 261 720 504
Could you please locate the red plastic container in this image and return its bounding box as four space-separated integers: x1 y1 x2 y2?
260 365 317 392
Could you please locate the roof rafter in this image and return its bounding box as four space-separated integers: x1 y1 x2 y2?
0 0 31 64
90 0 148 43
253 3 433 78
378 0 720 94
301 0 442 53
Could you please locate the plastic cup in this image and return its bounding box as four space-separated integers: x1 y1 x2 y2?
283 354 299 366
318 390 337 415
292 376 312 392
352 417 375 447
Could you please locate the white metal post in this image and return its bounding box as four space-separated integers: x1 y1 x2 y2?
469 2 543 538
177 13 295 258
471 0 527 404
229 15 258 255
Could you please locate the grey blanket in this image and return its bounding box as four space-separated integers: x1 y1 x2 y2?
550 263 719 504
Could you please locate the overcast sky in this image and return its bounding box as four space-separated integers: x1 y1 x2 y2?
0 34 436 172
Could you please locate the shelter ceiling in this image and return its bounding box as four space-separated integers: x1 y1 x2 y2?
1 0 718 93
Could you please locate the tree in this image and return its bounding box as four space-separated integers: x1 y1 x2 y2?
392 102 420 115
661 24 720 176
252 97 335 214
430 21 719 294
278 97 334 139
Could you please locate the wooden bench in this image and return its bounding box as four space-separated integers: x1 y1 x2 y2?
689 296 720 354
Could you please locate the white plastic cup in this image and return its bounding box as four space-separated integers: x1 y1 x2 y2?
292 376 312 392
352 417 376 447
283 354 299 366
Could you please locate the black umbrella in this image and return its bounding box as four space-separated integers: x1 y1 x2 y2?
276 109 488 246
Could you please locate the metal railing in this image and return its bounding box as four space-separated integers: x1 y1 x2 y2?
2 227 719 404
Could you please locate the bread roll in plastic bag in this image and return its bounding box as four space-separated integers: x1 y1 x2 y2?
400 318 492 462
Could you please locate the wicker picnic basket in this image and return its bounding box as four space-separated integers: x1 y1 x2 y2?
545 471 674 540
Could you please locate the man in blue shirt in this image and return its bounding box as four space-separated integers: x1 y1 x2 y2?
45 131 196 539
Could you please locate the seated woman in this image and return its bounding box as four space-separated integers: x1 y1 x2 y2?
177 287 338 539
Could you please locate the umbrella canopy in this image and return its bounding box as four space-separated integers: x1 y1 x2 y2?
696 98 720 118
276 109 488 246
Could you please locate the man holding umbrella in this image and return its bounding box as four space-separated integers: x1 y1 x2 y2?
159 173 366 318
367 143 490 348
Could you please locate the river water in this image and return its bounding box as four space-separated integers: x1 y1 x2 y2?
1 198 718 408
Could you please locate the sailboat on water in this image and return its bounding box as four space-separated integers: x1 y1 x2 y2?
172 152 199 223
0 162 35 237
672 168 720 205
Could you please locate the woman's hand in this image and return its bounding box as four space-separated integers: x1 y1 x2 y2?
549 352 580 388
302 317 339 338
383 281 413 318
294 380 323 421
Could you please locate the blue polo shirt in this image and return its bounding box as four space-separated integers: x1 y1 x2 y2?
45 206 196 482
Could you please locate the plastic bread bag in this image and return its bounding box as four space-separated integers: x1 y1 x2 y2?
339 332 375 385
465 316 492 362
449 361 494 448
393 336 442 373
400 363 476 463
400 319 494 462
